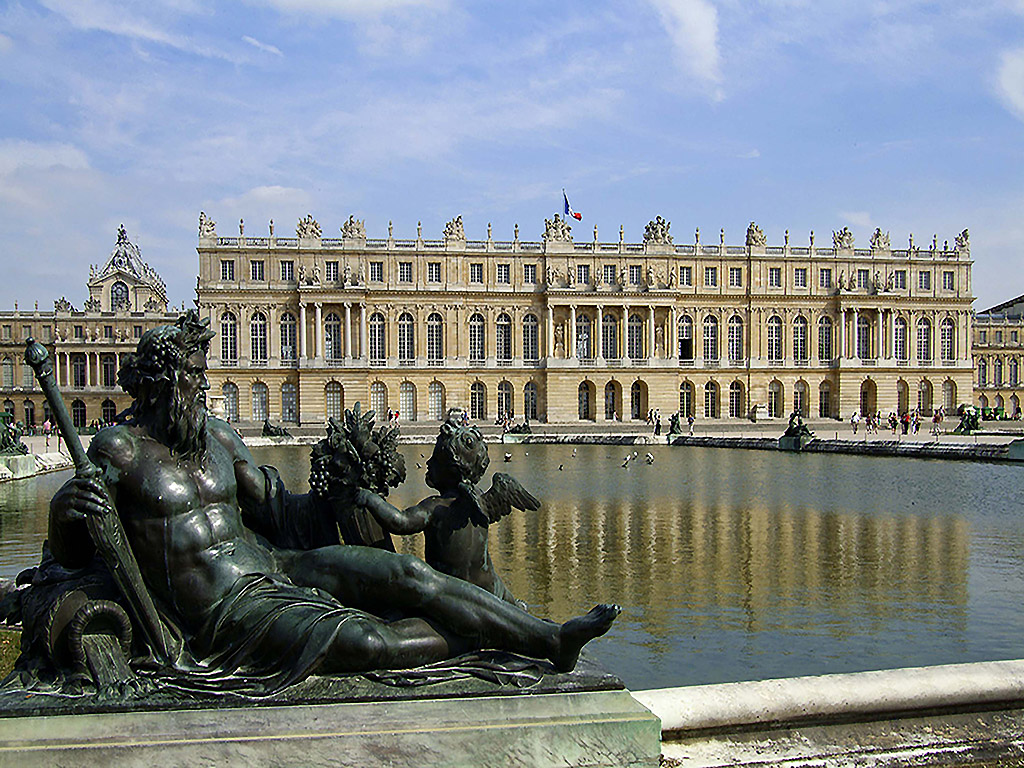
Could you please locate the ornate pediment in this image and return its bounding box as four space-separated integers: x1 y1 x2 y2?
745 221 766 248
297 214 322 240
644 216 673 246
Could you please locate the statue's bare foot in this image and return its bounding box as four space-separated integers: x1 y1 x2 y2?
553 604 620 672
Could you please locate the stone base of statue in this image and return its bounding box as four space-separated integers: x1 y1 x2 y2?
0 656 661 767
0 453 36 479
1008 438 1024 462
778 434 813 452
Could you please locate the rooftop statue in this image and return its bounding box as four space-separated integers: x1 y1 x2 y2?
833 226 855 250
745 221 766 248
644 216 673 246
870 228 890 251
955 228 970 253
5 313 618 699
296 213 322 240
198 212 217 239
543 214 573 243
341 215 366 240
443 215 466 242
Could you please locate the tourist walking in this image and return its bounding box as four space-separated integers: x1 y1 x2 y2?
850 411 860 434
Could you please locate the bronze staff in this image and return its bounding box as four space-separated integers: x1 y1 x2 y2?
25 338 175 664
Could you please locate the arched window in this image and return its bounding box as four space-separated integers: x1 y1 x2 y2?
704 381 719 418
703 316 719 363
23 399 34 426
894 317 908 362
793 380 809 416
524 382 539 421
221 312 238 365
280 312 297 364
370 381 387 415
428 381 445 420
325 381 343 420
72 399 86 429
856 316 871 359
602 314 618 360
604 381 618 420
918 380 933 415
399 381 416 420
575 313 593 361
496 313 512 364
250 312 268 365
942 380 957 411
793 316 808 363
627 314 645 360
281 382 297 422
398 312 415 365
0 358 12 388
2 399 13 415
766 316 783 364
1010 358 1020 386
917 318 932 362
677 315 694 362
324 312 343 363
978 359 988 387
940 318 955 362
577 382 593 420
427 313 444 365
897 379 910 413
469 313 485 364
994 358 1004 387
767 380 783 418
522 314 539 362
369 312 386 365
727 316 744 364
498 381 513 417
819 381 832 418
251 382 269 421
102 354 117 388
111 281 130 311
729 381 744 418
470 382 486 420
630 380 646 419
222 382 238 422
818 316 833 362
679 381 694 417
101 399 117 424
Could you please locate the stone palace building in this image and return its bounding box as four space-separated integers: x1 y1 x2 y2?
973 294 1024 419
193 213 976 426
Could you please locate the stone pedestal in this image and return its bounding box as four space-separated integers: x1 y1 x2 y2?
778 434 813 452
0 454 36 478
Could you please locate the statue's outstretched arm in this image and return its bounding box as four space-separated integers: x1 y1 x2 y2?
355 489 449 535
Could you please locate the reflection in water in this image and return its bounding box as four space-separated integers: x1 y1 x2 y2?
2 444 1020 690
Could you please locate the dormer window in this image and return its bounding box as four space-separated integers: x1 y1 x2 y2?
111 281 130 311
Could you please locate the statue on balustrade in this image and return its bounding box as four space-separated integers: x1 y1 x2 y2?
1 313 617 700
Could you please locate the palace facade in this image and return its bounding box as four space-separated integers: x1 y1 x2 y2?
973 294 1024 418
0 226 178 429
194 214 975 425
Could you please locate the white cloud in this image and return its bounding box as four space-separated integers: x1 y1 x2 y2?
242 35 283 56
646 0 723 98
840 211 873 229
0 140 90 177
0 32 12 53
211 186 315 231
996 47 1024 121
247 0 449 19
738 148 760 159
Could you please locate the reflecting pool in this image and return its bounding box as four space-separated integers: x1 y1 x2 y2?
2 443 1022 691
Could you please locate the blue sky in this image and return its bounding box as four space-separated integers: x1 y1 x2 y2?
2 0 1024 310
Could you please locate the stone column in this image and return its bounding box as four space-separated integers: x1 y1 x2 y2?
596 305 604 362
360 304 368 361
546 304 554 359
852 307 859 359
344 302 352 359
85 351 92 388
64 352 70 388
670 306 677 362
621 306 628 360
839 309 846 359
315 302 324 360
569 305 577 360
889 310 896 360
95 352 101 388
932 312 938 363
299 303 307 360
648 306 656 359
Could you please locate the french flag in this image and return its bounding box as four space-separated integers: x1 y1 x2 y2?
563 190 582 221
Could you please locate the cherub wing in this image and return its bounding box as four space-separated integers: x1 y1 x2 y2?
471 473 540 526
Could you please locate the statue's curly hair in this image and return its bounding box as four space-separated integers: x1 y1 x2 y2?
118 310 215 400
427 411 489 489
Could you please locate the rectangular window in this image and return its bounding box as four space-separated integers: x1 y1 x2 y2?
325 261 339 282
729 267 742 287
857 269 870 289
250 260 265 281
0 325 9 340
523 263 537 284
369 261 384 282
74 325 83 339
918 270 931 291
133 325 142 338
980 331 987 343
768 267 782 287
280 260 294 282
398 262 413 282
794 268 807 288
704 266 718 287
469 263 484 283
42 326 52 342
221 260 235 281
1013 331 1019 343
943 270 955 290
629 264 642 285
603 264 617 284
576 264 590 285
819 268 832 289
427 262 442 283
996 330 1003 343
104 325 113 339
894 270 907 289
497 263 511 284
679 265 693 286
21 325 30 340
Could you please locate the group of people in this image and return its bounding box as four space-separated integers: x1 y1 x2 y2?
850 408 945 436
